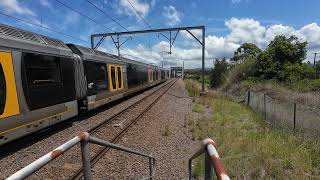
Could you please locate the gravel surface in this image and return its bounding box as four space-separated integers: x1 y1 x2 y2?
91 79 198 179
0 81 171 179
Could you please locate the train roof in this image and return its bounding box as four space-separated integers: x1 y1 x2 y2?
0 24 73 57
68 43 159 67
67 44 122 63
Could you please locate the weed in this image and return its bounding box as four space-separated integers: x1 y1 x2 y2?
163 125 170 136
192 103 204 113
184 79 200 97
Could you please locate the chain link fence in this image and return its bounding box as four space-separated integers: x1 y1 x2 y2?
245 91 320 136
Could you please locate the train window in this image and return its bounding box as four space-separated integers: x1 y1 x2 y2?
83 61 108 94
0 63 6 115
117 66 123 89
24 53 62 86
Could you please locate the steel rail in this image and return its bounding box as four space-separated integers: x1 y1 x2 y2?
69 79 177 180
88 79 173 134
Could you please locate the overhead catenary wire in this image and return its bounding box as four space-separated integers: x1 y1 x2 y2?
0 11 89 43
126 0 152 29
86 0 142 54
86 0 129 31
54 0 113 32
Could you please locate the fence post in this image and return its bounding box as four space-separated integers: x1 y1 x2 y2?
81 140 92 180
247 91 250 106
204 152 213 180
264 94 267 120
188 159 192 180
293 102 297 133
149 157 153 180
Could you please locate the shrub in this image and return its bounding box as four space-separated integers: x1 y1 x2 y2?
280 63 316 83
227 56 257 84
210 59 228 88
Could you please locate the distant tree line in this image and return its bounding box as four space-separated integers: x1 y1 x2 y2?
210 35 320 88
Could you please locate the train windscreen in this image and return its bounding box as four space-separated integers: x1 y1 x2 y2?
0 63 6 115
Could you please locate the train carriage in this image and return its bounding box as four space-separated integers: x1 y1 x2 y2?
0 24 78 145
68 44 165 111
0 24 168 146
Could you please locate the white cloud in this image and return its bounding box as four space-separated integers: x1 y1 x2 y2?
97 18 320 68
225 18 266 46
265 24 296 42
0 0 35 16
119 0 150 18
39 0 51 8
224 18 320 54
231 0 248 4
297 23 320 49
162 5 182 26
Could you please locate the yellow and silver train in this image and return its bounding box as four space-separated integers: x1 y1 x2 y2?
0 24 169 146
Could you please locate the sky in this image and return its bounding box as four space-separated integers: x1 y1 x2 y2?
0 0 320 68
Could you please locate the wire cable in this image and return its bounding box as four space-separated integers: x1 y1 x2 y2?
126 0 152 29
54 0 113 32
86 0 129 31
0 11 89 43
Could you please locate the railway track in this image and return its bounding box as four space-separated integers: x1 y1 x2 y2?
69 79 177 180
0 79 176 179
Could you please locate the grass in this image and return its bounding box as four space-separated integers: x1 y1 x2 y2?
184 79 200 97
192 103 204 113
162 125 170 136
240 78 320 93
186 90 320 179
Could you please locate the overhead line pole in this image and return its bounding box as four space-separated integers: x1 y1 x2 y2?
313 52 319 67
91 26 206 94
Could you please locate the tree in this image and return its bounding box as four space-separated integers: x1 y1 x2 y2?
231 43 262 63
210 58 228 88
255 35 308 80
267 35 307 64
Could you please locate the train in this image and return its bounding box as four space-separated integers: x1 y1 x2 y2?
0 24 169 146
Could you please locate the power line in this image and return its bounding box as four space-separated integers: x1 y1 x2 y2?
54 0 113 32
125 0 153 60
126 0 152 29
86 0 129 31
0 11 89 43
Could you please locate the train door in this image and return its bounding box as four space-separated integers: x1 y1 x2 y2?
158 70 161 80
108 64 123 92
148 68 153 82
0 52 20 119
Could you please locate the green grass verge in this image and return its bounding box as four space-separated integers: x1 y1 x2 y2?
184 79 200 97
192 103 204 113
188 93 320 179
241 78 320 93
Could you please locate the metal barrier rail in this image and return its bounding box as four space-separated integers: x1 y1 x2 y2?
6 132 156 180
189 138 230 180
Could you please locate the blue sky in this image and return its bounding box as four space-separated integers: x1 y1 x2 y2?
0 0 320 68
